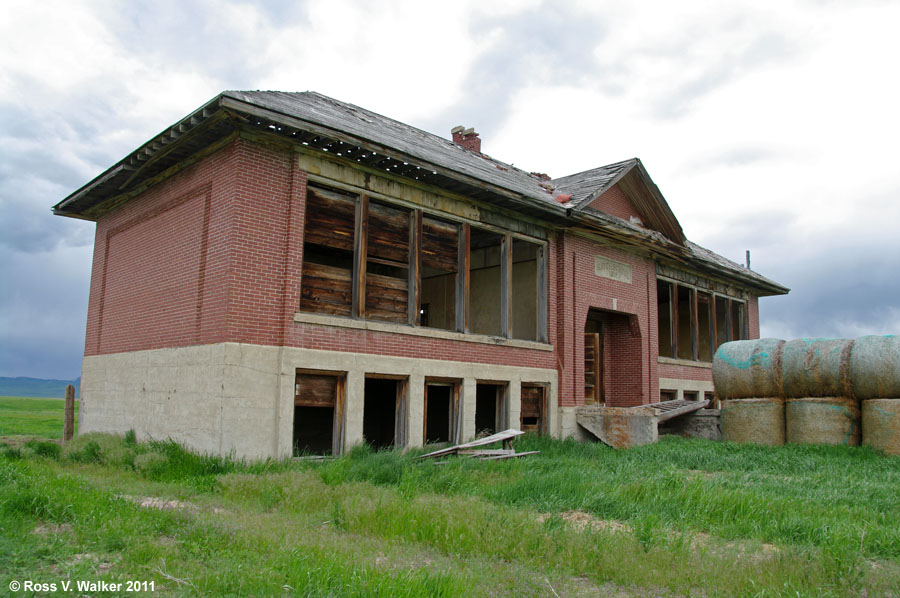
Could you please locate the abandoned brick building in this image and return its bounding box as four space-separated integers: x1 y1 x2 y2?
53 91 788 458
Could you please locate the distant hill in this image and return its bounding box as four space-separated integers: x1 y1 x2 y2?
0 377 80 398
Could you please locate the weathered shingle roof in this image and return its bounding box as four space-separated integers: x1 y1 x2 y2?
52 90 787 295
552 159 636 204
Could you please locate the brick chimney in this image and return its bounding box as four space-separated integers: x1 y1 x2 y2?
451 125 481 153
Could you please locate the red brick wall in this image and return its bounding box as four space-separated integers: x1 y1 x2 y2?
85 142 237 355
588 184 640 222
557 233 657 408
84 135 764 406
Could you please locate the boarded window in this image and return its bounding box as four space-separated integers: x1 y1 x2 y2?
294 371 344 456
421 216 458 331
366 201 410 323
520 384 546 434
300 186 356 316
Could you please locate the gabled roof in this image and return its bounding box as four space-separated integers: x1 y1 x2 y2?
52 90 787 295
554 158 686 245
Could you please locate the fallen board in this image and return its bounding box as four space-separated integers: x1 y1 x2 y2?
415 428 528 460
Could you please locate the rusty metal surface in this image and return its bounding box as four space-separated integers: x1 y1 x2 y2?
712 339 785 399
785 397 860 446
850 336 900 400
721 398 785 446
861 399 900 455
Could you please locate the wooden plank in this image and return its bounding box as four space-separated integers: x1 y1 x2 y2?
671 283 679 359
480 451 540 461
456 223 470 333
457 449 516 456
353 195 368 319
655 399 710 423
536 244 548 343
409 210 422 326
691 287 699 361
295 373 338 407
415 428 524 459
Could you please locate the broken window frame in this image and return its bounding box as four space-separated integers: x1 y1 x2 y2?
657 276 749 363
299 183 549 342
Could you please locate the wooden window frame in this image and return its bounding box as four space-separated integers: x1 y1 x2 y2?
300 184 550 342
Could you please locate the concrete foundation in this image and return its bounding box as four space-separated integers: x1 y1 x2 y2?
658 409 722 441
81 342 557 459
575 406 658 448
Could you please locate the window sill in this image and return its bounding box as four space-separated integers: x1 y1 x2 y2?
293 311 554 352
657 357 712 369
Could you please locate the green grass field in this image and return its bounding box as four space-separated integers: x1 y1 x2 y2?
0 396 79 439
1 429 899 596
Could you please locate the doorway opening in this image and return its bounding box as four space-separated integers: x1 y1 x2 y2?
363 377 407 450
424 381 460 444
293 371 344 456
475 382 508 436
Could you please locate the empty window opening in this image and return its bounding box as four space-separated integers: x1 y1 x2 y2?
520 384 546 434
424 382 458 444
697 292 713 362
420 216 458 331
657 281 674 358
475 383 507 436
660 389 677 402
469 228 503 336
715 296 729 347
676 285 693 360
366 201 410 323
683 391 699 401
300 186 357 316
731 301 746 341
293 372 344 456
511 239 540 341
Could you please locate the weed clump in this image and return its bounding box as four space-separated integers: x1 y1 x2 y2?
22 440 61 460
63 433 134 467
133 451 168 477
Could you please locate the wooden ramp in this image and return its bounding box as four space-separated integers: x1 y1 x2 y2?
576 399 709 448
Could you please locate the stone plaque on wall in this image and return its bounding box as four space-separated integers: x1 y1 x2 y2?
594 255 632 284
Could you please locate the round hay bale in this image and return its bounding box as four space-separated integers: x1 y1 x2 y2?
712 339 785 399
785 397 859 446
721 398 785 445
781 338 853 398
850 336 900 400
861 399 900 456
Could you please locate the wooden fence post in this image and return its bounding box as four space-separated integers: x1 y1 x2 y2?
64 384 75 443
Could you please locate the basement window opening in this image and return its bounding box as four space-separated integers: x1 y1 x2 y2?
424 381 460 444
293 371 345 456
363 376 407 450
520 384 547 434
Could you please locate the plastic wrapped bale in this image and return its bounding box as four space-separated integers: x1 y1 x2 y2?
712 339 785 399
850 335 900 400
785 397 860 446
861 399 900 455
720 398 785 445
781 338 853 398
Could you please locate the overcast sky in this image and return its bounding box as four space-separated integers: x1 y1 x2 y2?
2 0 899 379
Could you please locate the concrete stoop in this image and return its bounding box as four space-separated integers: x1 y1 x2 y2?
576 400 713 448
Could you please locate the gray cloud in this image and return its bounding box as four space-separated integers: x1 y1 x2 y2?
419 5 610 150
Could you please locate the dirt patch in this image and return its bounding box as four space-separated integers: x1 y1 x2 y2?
537 510 632 534
68 553 117 574
1 436 63 449
32 522 73 536
123 495 225 514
